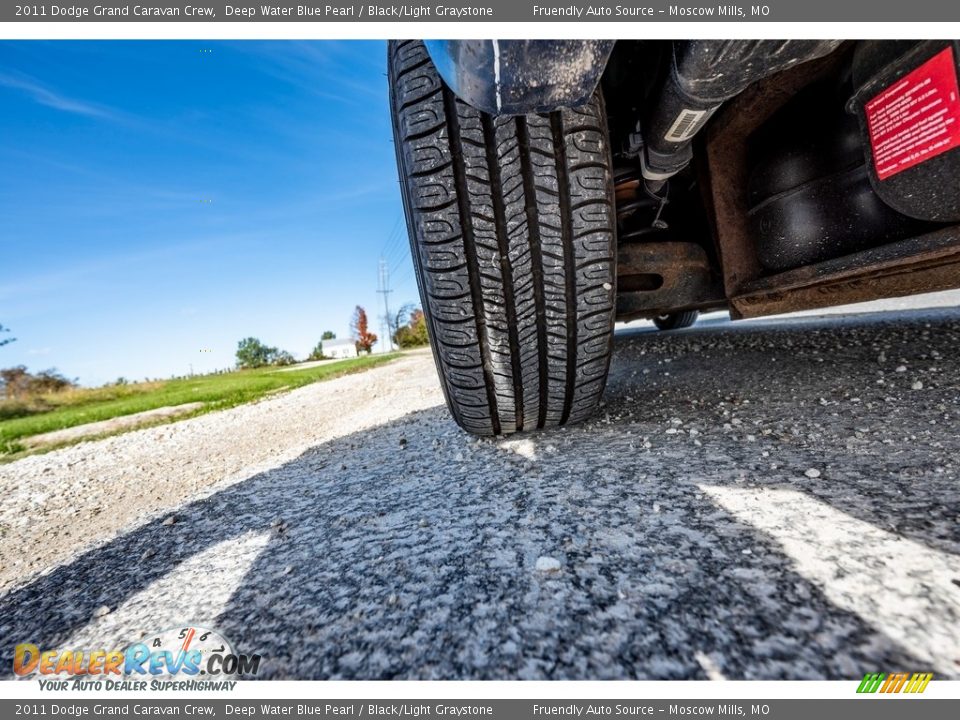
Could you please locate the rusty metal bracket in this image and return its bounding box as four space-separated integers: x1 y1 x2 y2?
616 242 724 320
733 226 960 317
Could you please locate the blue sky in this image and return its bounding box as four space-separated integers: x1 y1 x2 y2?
0 40 417 386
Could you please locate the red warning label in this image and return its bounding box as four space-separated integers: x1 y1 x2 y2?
865 46 960 181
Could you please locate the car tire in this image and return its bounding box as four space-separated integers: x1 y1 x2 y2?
653 310 699 331
389 40 617 436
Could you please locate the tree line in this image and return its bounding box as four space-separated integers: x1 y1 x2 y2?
233 304 428 369
0 304 431 390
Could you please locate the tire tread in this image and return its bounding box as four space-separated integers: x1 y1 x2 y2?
390 40 615 435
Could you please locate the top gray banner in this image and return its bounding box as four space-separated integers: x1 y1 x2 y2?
5 1 960 23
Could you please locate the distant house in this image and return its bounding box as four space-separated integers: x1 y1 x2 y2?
323 339 358 360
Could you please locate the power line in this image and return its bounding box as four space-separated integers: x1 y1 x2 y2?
384 232 409 268
380 216 405 264
380 215 402 257
390 252 410 278
383 234 403 264
394 265 416 288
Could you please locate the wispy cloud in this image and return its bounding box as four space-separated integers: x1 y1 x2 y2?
232 41 386 106
0 71 115 119
0 232 254 305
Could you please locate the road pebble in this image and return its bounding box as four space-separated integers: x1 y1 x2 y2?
535 556 562 573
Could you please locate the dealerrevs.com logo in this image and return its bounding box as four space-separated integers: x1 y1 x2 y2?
14 626 261 691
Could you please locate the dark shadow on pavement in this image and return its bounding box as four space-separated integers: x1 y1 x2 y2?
2 308 958 679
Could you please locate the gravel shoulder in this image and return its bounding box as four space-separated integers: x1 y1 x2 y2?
1 313 958 680
0 350 438 592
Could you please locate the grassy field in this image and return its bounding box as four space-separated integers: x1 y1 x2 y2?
0 354 398 456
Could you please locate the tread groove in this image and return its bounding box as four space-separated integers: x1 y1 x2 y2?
398 86 442 112
551 111 578 426
517 116 549 430
394 56 432 81
482 114 525 432
443 88 502 435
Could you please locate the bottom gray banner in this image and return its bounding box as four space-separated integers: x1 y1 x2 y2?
2 700 958 720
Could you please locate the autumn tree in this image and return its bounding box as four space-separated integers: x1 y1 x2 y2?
0 366 30 399
396 309 429 348
0 366 74 399
393 306 429 349
350 306 377 354
28 368 74 394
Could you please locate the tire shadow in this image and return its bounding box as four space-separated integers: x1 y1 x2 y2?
2 309 958 679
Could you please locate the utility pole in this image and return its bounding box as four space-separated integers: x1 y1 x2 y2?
377 256 393 353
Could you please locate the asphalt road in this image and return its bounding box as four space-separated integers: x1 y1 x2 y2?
2 303 959 680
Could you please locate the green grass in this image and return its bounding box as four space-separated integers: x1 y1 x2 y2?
0 354 398 455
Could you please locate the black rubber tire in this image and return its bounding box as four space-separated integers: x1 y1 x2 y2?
653 310 699 331
389 40 617 436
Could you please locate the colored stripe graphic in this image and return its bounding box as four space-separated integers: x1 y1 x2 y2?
857 673 885 693
857 672 932 693
883 672 908 693
904 673 934 693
